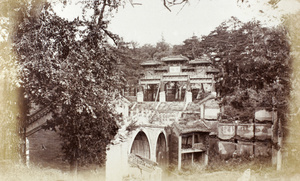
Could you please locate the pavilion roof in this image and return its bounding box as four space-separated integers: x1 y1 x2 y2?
161 55 189 62
206 68 220 73
189 59 212 65
181 66 195 70
173 120 211 135
154 67 168 71
140 61 161 66
189 54 212 64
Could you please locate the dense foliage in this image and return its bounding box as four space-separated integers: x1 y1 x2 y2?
13 1 124 168
211 19 290 119
173 35 202 59
174 18 291 119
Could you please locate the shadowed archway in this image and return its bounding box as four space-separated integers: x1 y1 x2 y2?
130 131 150 159
156 133 167 167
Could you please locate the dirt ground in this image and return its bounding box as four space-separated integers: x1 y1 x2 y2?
1 160 300 181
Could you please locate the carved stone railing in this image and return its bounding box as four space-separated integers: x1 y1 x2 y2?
26 104 55 136
27 105 52 126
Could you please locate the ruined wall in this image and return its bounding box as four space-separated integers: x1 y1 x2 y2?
214 109 276 161
217 122 273 159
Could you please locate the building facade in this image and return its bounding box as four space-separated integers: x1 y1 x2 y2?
106 55 221 180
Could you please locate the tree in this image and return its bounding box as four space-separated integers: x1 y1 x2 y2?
173 35 202 59
199 18 291 119
13 1 124 169
153 39 172 60
138 44 157 60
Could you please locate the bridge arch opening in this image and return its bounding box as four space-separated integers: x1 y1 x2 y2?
130 131 150 159
156 133 167 167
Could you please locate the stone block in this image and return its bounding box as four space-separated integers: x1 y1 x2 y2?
159 91 166 102
237 124 254 139
255 109 276 122
137 92 144 102
218 141 236 159
185 91 192 103
254 142 272 157
204 108 220 120
217 124 235 140
255 123 272 140
236 141 253 157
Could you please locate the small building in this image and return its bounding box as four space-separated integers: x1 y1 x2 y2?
172 120 211 170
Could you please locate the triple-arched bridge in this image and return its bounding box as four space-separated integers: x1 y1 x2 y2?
106 125 168 181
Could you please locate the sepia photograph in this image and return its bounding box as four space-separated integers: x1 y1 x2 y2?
1 0 300 180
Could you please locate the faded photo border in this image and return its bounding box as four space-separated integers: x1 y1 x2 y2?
1 0 300 180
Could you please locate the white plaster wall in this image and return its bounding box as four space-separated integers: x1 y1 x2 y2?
106 142 129 181
204 108 220 119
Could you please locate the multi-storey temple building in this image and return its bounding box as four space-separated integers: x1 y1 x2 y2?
105 55 222 180
137 55 218 102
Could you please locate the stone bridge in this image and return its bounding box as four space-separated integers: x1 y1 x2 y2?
106 125 168 181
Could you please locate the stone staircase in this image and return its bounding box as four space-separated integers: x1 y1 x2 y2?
26 105 53 136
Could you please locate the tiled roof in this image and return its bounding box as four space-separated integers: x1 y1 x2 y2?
161 55 189 62
189 60 212 64
154 67 168 71
189 55 212 64
206 68 220 73
140 61 161 66
173 120 211 134
185 102 200 112
185 94 219 111
181 66 195 70
204 98 219 108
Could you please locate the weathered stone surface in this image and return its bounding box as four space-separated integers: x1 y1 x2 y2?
185 91 192 103
217 124 235 140
204 120 218 135
255 109 276 122
218 141 236 159
137 92 144 102
237 124 254 140
204 108 220 120
254 142 272 157
255 124 272 140
159 91 166 102
236 141 253 157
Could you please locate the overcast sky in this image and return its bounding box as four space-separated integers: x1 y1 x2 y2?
54 0 300 46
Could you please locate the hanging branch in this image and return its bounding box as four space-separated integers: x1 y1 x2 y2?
163 0 171 12
102 28 120 46
98 0 107 26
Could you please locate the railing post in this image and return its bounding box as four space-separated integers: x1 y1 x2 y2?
178 135 182 170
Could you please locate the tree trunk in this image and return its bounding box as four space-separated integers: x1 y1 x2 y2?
70 158 78 180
